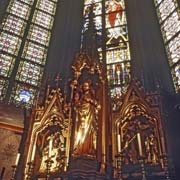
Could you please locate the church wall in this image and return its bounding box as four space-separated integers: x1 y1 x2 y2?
0 127 22 180
0 0 9 24
125 1 180 178
126 0 174 93
177 0 180 6
0 103 23 179
163 94 180 180
45 0 83 88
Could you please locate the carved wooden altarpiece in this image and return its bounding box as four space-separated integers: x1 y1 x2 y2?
22 88 71 180
68 51 110 179
17 51 111 180
14 58 172 180
112 79 169 179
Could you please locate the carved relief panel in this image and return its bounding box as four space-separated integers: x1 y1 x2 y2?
112 80 167 174
24 89 71 179
117 105 161 165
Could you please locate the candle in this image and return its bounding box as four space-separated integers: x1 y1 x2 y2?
49 136 53 157
121 63 125 83
112 64 115 84
117 134 121 153
116 68 120 84
31 144 36 161
15 153 20 165
137 133 143 156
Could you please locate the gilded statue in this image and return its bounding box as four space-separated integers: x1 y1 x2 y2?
123 133 138 164
72 53 87 79
39 143 49 172
145 134 159 164
73 80 100 156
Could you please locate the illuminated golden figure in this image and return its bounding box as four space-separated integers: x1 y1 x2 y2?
73 80 100 156
39 132 66 172
145 134 159 164
39 134 53 172
39 143 49 172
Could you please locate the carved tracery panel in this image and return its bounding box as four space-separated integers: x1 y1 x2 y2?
37 117 67 173
24 89 71 179
114 102 165 169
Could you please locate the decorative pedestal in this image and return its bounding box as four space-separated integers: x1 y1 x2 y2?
139 157 147 180
115 153 123 180
45 158 54 180
26 162 34 180
163 154 171 180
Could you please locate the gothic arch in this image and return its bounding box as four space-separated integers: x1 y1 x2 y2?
112 80 166 168
24 88 71 179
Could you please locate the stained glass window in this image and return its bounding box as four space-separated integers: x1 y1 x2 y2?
157 0 176 23
107 62 131 86
7 1 32 20
85 0 102 5
32 10 54 29
0 32 22 55
154 0 180 92
27 25 51 46
0 0 33 103
10 0 58 106
10 83 37 106
20 0 34 5
22 41 47 65
0 54 15 78
166 34 180 65
16 61 44 86
171 63 180 90
82 0 131 98
161 11 180 42
106 47 130 64
37 0 57 15
0 0 58 106
0 79 8 101
0 0 33 105
1 15 27 36
19 89 31 103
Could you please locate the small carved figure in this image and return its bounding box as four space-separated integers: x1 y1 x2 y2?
39 144 49 172
145 134 158 164
72 53 87 78
39 132 66 172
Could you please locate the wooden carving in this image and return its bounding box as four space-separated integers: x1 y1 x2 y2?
112 80 167 169
24 88 71 179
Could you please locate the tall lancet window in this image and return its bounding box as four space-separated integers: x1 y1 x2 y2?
154 0 180 92
0 0 58 106
82 0 131 98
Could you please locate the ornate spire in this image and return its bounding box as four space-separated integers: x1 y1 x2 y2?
81 4 100 63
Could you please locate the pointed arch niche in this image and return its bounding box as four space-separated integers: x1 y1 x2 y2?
112 80 167 171
24 88 71 179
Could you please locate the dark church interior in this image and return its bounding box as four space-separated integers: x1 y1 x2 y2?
0 0 180 180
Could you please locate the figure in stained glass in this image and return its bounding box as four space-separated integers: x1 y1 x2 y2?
106 0 123 27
